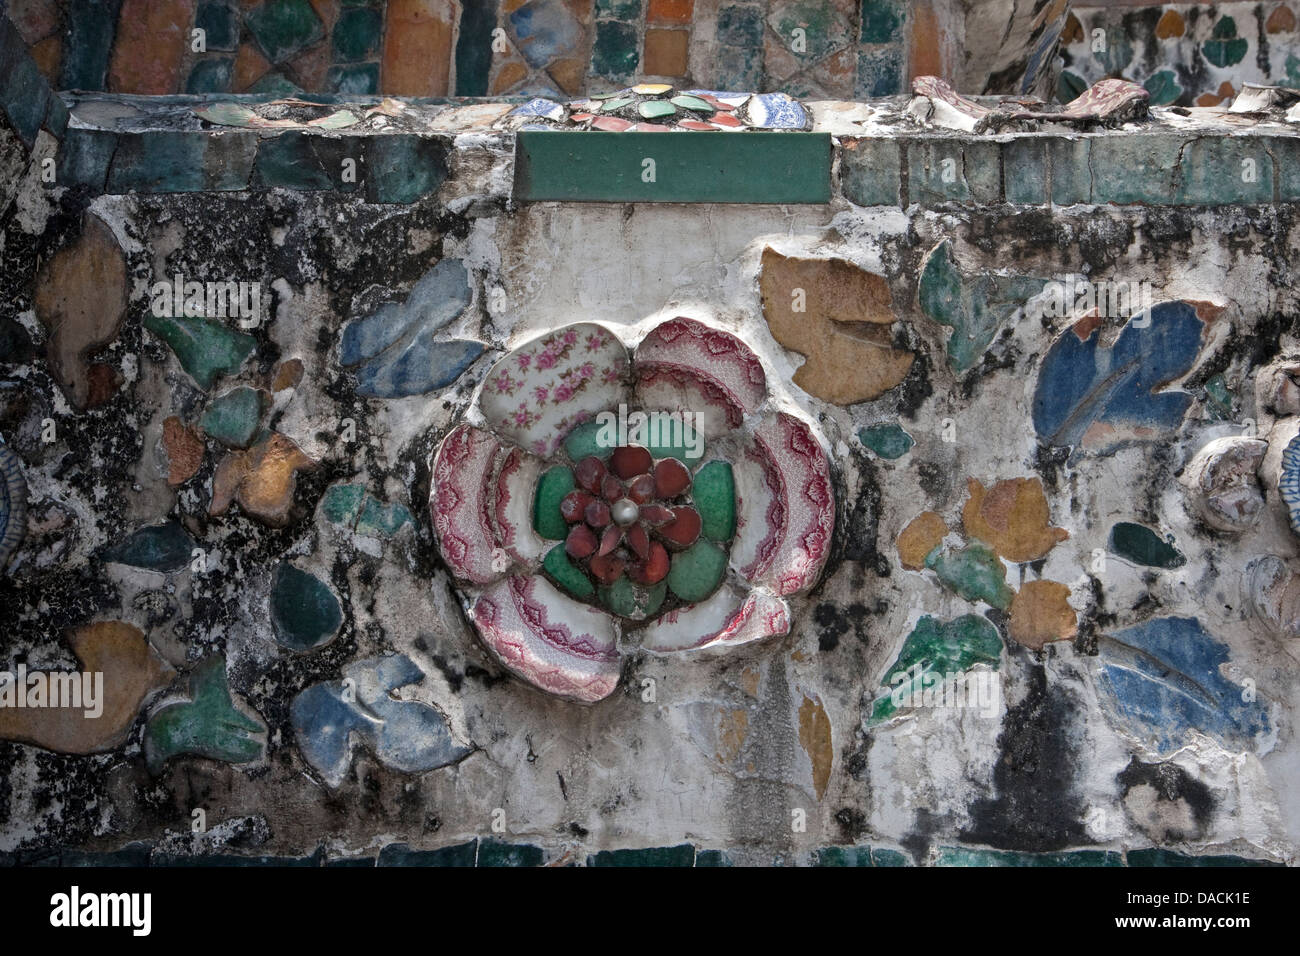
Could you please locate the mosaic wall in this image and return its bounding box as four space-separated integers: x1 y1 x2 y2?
1064 2 1300 107
7 0 1066 100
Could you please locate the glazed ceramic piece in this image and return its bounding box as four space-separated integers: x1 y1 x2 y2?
499 87 804 133
741 92 811 130
1256 357 1300 415
0 442 28 570
470 575 621 704
1280 433 1300 537
478 323 630 458
744 413 835 596
508 97 566 122
1180 436 1267 534
1247 556 1300 640
429 316 837 702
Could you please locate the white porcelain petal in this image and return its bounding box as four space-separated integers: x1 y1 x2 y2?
470 575 621 703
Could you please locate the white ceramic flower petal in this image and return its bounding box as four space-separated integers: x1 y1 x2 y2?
731 437 785 580
641 584 790 653
633 366 742 438
737 412 834 596
478 323 630 457
470 575 621 703
493 446 547 564
430 424 506 585
633 318 767 431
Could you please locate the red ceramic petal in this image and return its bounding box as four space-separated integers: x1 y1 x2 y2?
575 456 607 494
628 473 655 503
610 445 653 479
639 503 674 526
565 524 598 559
585 499 612 528
601 474 626 501
598 525 623 556
711 113 743 128
626 523 650 561
653 458 692 498
630 541 670 585
561 490 594 523
659 506 701 550
589 552 626 584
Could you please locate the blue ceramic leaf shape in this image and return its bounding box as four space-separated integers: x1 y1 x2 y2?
1097 617 1271 755
0 442 28 569
1032 302 1203 451
291 653 470 787
1278 433 1300 535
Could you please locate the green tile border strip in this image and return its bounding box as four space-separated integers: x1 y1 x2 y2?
514 130 833 204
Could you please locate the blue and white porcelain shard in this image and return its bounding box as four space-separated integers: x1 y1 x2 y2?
508 97 565 122
743 92 809 129
1279 432 1300 535
0 441 27 570
684 90 753 108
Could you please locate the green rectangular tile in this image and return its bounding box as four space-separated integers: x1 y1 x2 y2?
1048 136 1091 205
1271 136 1300 201
515 131 832 204
1004 137 1047 205
907 139 1001 206
107 131 257 192
840 135 901 206
1090 134 1187 205
1175 136 1274 205
587 844 696 867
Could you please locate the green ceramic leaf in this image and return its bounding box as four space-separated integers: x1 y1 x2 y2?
533 466 575 541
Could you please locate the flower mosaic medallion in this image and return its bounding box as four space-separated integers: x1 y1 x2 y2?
429 318 835 703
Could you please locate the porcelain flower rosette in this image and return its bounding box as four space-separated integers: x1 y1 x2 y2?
429 317 834 703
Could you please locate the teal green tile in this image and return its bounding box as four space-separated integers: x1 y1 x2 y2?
377 841 479 867
856 44 904 98
840 136 901 206
477 841 545 867
1127 849 1281 867
1003 138 1047 204
936 847 1123 867
253 131 360 191
1273 136 1300 201
454 0 498 95
1175 137 1273 205
695 849 733 867
366 135 449 203
815 846 874 866
717 4 763 46
57 128 117 192
596 0 642 16
246 0 326 64
587 844 696 867
332 6 382 62
516 131 832 203
196 2 240 51
861 0 904 44
186 57 234 94
107 131 256 192
60 0 119 90
909 140 1000 205
327 62 379 94
249 71 303 95
1090 135 1185 205
1048 137 1091 205
3 41 51 149
591 20 638 79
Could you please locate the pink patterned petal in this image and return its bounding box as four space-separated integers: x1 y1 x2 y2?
633 317 767 424
735 412 834 596
633 366 744 437
431 424 507 585
641 585 790 653
470 575 621 703
479 323 630 457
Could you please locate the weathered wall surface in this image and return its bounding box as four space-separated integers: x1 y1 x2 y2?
0 89 1297 865
1064 2 1300 107
11 0 1063 101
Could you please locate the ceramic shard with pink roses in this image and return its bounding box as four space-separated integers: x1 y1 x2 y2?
430 318 835 703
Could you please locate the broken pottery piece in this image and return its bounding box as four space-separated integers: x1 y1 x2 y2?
0 442 28 570
1229 84 1300 114
1247 556 1300 640
908 76 993 133
1181 436 1267 534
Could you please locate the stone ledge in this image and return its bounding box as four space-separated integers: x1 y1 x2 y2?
52 92 1300 209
